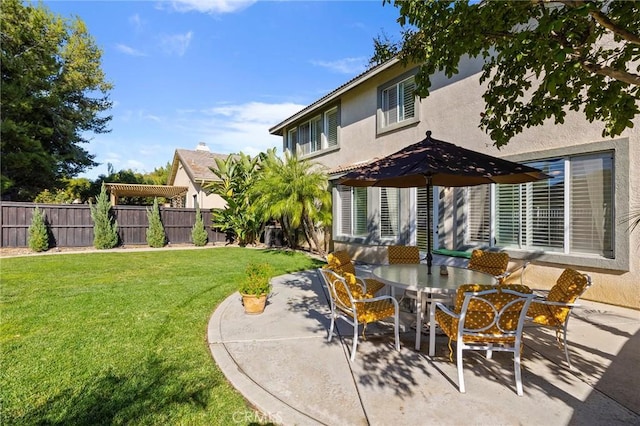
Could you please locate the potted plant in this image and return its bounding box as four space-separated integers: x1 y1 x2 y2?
239 262 273 314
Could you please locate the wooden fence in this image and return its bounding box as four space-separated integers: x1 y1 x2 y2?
0 202 226 248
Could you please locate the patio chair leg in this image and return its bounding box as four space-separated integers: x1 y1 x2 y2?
328 316 336 342
457 344 466 393
394 311 401 352
428 303 436 356
514 349 524 396
486 344 493 360
350 324 358 361
562 323 573 370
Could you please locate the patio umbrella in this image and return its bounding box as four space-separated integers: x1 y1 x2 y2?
339 131 549 274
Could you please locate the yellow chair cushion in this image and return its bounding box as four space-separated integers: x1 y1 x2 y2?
388 245 421 264
354 299 397 324
528 268 589 327
327 251 356 275
468 250 510 277
437 284 532 344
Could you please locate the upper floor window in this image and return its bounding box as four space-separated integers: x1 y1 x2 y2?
286 106 339 157
381 76 417 130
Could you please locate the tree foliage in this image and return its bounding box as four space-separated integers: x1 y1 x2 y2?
387 0 640 147
1 0 113 200
28 206 50 252
368 30 400 67
206 153 264 246
251 150 331 256
146 198 166 248
90 183 118 249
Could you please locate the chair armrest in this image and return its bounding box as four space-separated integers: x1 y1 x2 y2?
501 261 530 282
531 298 581 308
361 294 400 309
432 300 458 318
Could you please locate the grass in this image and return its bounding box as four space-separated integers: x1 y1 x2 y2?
1 247 323 425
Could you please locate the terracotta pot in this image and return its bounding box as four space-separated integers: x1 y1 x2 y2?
241 293 267 314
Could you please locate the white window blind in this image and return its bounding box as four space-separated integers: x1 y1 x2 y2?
570 152 613 256
380 187 399 238
353 187 368 236
467 185 490 244
382 76 416 128
298 122 311 155
338 185 352 235
325 108 338 147
416 186 432 250
310 115 322 153
287 128 297 154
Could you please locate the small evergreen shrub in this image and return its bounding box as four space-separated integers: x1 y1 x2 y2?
191 206 208 246
90 183 119 249
28 206 49 252
146 198 166 248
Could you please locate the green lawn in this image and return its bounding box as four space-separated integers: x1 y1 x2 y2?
1 247 323 425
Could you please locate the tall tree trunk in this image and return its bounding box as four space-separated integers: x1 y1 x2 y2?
303 214 325 257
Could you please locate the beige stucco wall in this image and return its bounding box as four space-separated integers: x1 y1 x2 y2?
294 61 639 310
172 167 226 210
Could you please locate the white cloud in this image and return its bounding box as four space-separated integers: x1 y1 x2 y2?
175 101 305 155
129 13 145 32
159 31 193 56
310 57 368 75
115 44 147 57
161 0 256 14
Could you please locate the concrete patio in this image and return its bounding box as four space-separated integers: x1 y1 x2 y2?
208 269 640 425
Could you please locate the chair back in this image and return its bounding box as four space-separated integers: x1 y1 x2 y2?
457 286 535 343
468 249 510 277
537 268 592 325
319 268 356 316
388 245 420 264
326 251 356 275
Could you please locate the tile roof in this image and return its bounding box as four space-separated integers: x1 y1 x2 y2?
169 149 232 184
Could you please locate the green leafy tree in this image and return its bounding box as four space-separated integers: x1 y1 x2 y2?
90 183 118 249
146 198 166 248
28 206 49 252
191 205 208 246
34 178 92 204
206 153 264 246
387 0 640 147
143 162 172 185
368 30 400 67
1 0 112 200
251 150 331 256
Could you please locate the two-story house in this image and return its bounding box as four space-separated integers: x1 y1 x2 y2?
269 57 639 310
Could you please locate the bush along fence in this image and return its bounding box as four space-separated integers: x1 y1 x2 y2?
0 202 226 248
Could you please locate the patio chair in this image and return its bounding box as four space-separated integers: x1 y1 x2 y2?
319 268 400 361
527 268 592 369
326 251 386 296
429 283 535 396
467 249 530 285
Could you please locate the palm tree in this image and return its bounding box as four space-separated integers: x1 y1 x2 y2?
252 149 331 256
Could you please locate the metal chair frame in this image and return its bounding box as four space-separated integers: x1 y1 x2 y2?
319 268 400 361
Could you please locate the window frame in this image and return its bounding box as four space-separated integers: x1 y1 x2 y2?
377 72 419 135
284 104 340 158
464 139 629 271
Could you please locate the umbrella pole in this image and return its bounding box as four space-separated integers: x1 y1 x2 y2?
426 176 433 275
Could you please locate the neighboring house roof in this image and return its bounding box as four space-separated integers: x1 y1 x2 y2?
168 148 231 185
269 57 401 135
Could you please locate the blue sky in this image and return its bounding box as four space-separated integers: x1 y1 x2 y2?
42 0 403 179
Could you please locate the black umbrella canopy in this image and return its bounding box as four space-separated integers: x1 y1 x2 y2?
340 131 549 188
339 131 549 274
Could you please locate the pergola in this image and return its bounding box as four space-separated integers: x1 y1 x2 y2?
105 183 188 206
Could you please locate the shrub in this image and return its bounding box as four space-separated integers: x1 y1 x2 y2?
27 206 49 252
146 198 166 248
238 262 273 295
90 183 119 249
191 206 208 246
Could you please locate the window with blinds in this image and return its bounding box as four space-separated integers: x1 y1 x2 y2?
467 185 490 245
325 107 338 147
493 153 613 257
287 107 338 156
570 152 613 256
416 186 432 251
353 187 368 236
382 76 416 128
337 185 368 236
380 187 399 238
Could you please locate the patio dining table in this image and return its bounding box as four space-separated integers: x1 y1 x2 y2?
372 264 497 351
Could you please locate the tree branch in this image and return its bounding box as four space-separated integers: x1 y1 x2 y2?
581 61 640 86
